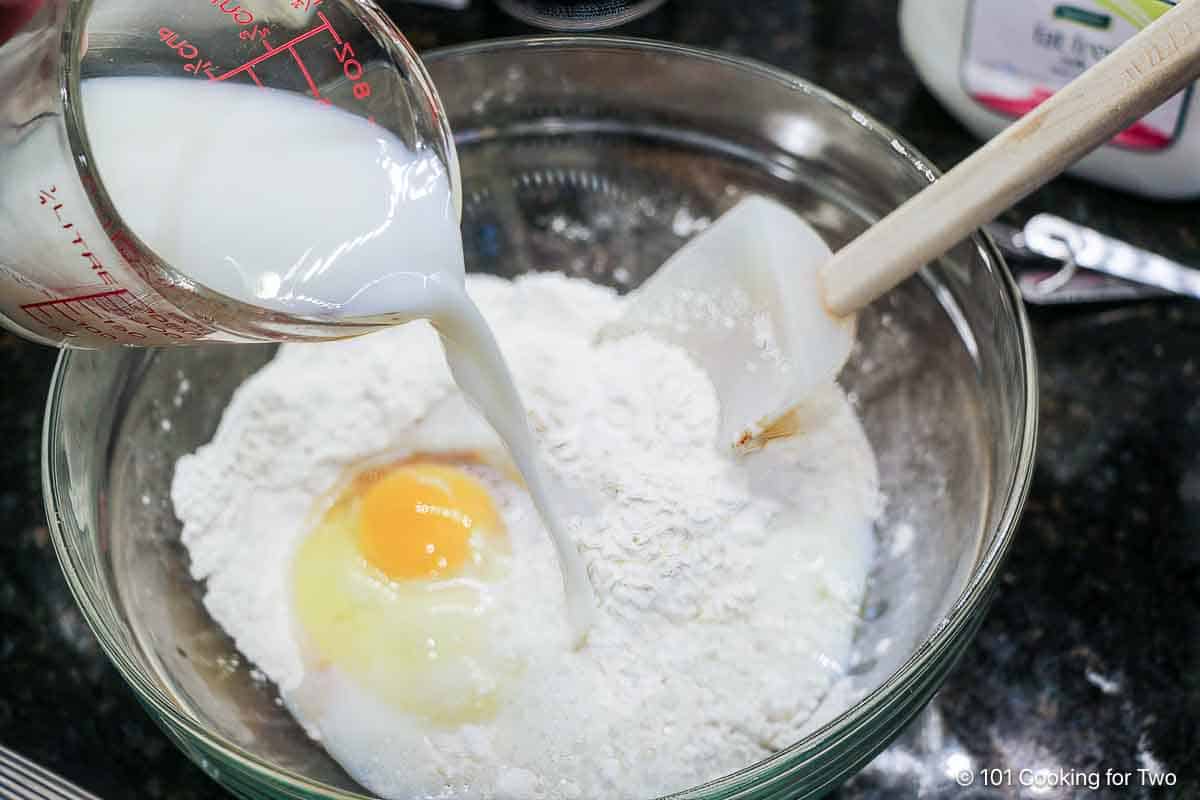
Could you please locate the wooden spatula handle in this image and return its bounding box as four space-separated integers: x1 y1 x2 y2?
821 0 1200 316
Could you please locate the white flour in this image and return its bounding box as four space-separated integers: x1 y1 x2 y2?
172 272 881 800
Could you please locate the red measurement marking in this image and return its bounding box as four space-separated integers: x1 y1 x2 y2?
292 0 323 9
240 24 270 42
209 0 254 26
36 187 117 285
250 35 320 99
288 45 322 99
212 12 370 106
331 31 371 100
317 10 341 43
27 187 210 342
160 29 217 78
213 18 334 83
184 58 216 76
20 289 129 311
22 287 205 342
20 287 138 343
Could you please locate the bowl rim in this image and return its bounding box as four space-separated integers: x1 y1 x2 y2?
44 34 1038 800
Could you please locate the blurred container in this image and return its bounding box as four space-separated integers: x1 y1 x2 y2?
900 0 1200 199
494 0 667 30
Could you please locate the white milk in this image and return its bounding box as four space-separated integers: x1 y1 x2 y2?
82 77 594 640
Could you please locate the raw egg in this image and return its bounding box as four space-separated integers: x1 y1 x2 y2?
290 458 517 725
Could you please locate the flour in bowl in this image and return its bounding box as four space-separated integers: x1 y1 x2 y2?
171 272 881 800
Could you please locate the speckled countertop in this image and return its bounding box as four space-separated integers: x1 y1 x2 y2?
1 1 1197 798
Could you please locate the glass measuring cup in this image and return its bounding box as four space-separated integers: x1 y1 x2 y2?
0 0 460 347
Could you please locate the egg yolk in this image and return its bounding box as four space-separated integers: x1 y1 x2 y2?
292 459 515 724
358 463 501 581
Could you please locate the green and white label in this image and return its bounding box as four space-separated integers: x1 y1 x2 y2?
964 0 1185 150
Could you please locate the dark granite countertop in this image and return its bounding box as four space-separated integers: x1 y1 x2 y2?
1 1 1197 798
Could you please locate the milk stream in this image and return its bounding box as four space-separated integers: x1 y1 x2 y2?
82 77 595 641
435 300 597 641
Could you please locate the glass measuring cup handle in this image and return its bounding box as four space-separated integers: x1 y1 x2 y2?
0 0 460 349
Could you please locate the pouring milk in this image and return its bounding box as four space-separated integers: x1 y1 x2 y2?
82 76 596 641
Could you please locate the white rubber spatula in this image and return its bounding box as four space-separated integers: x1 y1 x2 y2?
610 1 1200 451
603 197 853 450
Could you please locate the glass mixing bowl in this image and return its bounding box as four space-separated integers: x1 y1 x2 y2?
44 37 1036 800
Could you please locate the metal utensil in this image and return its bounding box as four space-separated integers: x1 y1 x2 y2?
0 745 101 800
986 215 1200 305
